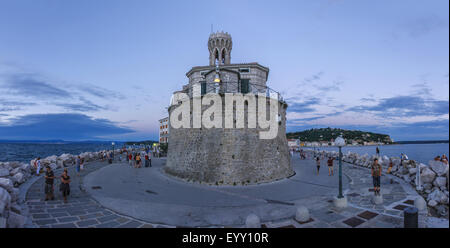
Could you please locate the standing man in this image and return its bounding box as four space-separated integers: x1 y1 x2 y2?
35 157 41 176
371 158 382 196
44 166 55 201
376 146 380 157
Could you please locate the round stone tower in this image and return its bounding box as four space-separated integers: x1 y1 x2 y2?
164 32 293 186
208 31 232 66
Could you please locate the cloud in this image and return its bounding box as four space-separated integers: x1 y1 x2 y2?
347 95 449 117
54 97 110 112
405 15 449 38
0 113 134 140
287 97 321 113
77 85 126 100
314 80 343 92
0 99 37 112
1 73 71 98
301 71 324 84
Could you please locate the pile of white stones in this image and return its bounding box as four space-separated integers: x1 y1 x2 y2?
0 149 118 228
303 149 449 218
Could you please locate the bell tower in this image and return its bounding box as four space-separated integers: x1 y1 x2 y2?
208 31 232 66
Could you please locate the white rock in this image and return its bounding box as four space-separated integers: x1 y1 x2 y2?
0 168 9 177
429 161 449 176
12 172 25 185
408 168 417 175
295 206 310 222
20 163 31 173
414 197 427 211
427 189 448 204
428 200 438 207
9 188 19 203
0 187 11 214
421 167 436 184
245 214 261 228
7 211 27 228
0 178 13 192
433 177 447 188
49 163 58 171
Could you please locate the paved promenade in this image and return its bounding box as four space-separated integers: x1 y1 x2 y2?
22 154 432 228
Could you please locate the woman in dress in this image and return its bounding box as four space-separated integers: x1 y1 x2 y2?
60 168 71 203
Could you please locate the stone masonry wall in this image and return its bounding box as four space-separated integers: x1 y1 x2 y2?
165 95 293 185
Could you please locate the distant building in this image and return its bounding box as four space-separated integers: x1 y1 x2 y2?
287 139 300 149
159 117 169 144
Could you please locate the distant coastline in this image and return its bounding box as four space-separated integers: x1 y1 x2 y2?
394 140 449 145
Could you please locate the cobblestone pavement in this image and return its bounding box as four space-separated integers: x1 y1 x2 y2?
25 161 162 228
23 156 428 228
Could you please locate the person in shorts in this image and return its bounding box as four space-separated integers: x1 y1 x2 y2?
371 158 382 195
44 166 55 201
327 157 334 176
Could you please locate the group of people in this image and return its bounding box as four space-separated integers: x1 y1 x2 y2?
314 156 335 176
125 150 152 168
43 166 71 203
434 154 448 164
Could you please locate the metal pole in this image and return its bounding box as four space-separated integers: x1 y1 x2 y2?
338 146 343 198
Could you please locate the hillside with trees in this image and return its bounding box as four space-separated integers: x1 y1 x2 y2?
286 128 393 145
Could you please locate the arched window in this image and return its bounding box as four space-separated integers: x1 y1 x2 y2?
221 48 226 64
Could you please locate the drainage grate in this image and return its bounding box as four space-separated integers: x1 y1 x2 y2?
279 225 296 228
347 193 360 197
295 218 314 225
393 205 408 211
145 190 158 195
91 186 102 190
343 217 365 228
265 199 294 206
357 211 378 220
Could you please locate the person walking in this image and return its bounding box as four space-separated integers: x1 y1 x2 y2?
315 157 320 175
60 168 71 203
376 146 380 157
327 157 334 176
44 166 55 201
371 158 382 196
135 153 141 168
35 157 41 176
128 153 133 166
75 156 81 176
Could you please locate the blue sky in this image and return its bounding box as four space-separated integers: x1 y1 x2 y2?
0 0 448 141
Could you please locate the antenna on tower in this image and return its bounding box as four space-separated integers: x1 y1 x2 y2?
211 24 213 33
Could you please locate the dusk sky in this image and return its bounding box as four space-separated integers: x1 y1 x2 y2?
0 0 448 141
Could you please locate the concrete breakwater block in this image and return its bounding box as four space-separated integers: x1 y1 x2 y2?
295 206 310 223
333 196 348 208
245 214 261 228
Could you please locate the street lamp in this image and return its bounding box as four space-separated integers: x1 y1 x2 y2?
111 142 115 161
334 135 346 199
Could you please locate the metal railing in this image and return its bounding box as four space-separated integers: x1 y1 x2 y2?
172 81 284 104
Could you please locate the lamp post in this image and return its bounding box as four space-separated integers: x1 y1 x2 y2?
111 142 115 161
335 135 346 199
